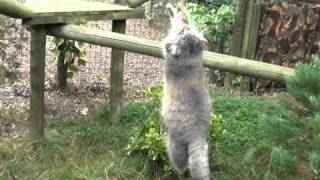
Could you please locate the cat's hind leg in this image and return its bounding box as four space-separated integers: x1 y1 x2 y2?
167 135 188 174
188 140 210 180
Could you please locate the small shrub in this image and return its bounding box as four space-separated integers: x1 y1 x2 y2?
270 147 298 177
285 55 320 113
209 114 227 142
125 86 171 174
309 153 320 178
186 2 235 53
52 38 86 79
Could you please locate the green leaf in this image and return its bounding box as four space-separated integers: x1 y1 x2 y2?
78 58 86 66
67 71 74 79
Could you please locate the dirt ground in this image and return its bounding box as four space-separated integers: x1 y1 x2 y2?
0 19 166 139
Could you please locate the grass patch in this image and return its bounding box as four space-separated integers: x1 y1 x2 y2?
0 87 317 179
211 95 300 179
0 106 150 180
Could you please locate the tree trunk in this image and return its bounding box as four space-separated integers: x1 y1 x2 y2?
56 50 68 89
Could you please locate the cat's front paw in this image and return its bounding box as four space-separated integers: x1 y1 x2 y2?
169 44 181 57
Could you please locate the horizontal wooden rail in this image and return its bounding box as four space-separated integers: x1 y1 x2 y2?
0 0 33 18
47 24 295 82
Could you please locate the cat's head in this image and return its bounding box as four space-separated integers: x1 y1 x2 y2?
176 30 207 56
165 3 207 57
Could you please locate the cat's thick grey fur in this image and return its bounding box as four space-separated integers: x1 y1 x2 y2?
161 12 212 180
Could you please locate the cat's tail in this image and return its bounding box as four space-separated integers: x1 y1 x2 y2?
188 140 210 180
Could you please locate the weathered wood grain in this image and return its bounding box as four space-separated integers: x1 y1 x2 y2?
0 0 144 24
110 20 126 122
22 9 145 25
0 0 33 18
128 0 149 8
47 24 295 82
25 0 130 15
225 0 248 88
240 0 254 58
30 25 46 139
23 0 145 24
247 3 262 60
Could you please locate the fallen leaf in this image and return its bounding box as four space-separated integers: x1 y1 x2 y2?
80 107 89 116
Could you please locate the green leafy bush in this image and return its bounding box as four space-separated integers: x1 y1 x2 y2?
186 2 235 53
125 86 170 173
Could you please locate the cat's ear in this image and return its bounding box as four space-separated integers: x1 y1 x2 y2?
199 32 208 44
199 34 208 50
189 29 208 45
166 3 176 18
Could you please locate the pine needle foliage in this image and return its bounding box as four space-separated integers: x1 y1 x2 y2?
285 56 320 113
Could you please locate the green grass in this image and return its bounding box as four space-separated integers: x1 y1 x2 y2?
0 88 316 179
211 95 299 179
0 106 151 180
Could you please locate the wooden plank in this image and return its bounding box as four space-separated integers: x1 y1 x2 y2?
240 0 255 58
240 0 255 90
128 0 149 8
231 0 248 57
110 20 126 121
0 0 33 18
289 0 320 4
30 25 46 139
23 0 144 19
247 3 262 60
46 24 161 57
25 0 129 15
23 9 145 25
46 24 295 82
0 0 144 23
225 0 248 89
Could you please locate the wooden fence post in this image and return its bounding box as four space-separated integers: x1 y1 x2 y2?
110 20 126 121
30 25 46 139
247 3 262 60
225 0 262 91
224 0 248 89
239 0 255 90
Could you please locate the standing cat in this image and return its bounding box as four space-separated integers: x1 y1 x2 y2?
161 4 211 180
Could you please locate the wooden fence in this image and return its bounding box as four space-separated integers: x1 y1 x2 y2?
0 0 294 139
228 0 319 92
